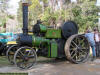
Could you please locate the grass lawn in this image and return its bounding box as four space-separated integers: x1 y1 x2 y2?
0 56 10 67
0 56 54 67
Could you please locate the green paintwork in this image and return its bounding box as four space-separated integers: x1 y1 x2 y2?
45 29 61 38
32 27 60 58
48 39 57 58
32 36 50 46
32 35 58 58
48 44 51 57
51 40 57 57
40 24 47 33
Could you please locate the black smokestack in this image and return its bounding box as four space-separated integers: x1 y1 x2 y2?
22 3 28 35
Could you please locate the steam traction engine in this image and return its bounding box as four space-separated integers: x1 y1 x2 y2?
7 1 90 69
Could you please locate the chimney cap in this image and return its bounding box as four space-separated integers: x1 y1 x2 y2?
22 0 32 5
22 0 28 3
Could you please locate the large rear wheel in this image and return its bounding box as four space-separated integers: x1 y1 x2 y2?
65 34 90 64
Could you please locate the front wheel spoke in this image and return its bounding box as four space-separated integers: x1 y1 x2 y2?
24 62 28 68
19 51 25 56
17 60 24 66
27 51 31 56
20 61 28 68
17 52 25 59
23 60 33 68
16 56 24 61
21 62 26 69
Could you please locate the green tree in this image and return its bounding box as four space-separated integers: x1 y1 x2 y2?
17 0 98 33
41 0 98 32
72 1 98 32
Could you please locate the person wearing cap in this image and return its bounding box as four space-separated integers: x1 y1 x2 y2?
85 29 96 61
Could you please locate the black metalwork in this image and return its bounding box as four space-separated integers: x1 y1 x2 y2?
6 45 18 64
61 21 78 39
22 3 28 35
14 46 37 69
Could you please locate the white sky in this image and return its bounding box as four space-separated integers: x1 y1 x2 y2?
96 0 100 6
71 0 77 2
7 0 20 15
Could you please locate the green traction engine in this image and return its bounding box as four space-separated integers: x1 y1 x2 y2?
6 1 90 69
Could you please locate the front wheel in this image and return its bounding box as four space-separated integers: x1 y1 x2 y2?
14 46 37 69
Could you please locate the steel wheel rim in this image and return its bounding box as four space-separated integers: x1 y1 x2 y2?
65 34 90 64
70 35 89 62
14 46 37 69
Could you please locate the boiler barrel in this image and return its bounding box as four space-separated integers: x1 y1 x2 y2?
17 35 49 47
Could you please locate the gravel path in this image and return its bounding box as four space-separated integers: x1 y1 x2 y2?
0 57 100 75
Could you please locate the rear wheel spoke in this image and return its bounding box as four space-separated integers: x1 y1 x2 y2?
65 35 90 64
72 41 79 48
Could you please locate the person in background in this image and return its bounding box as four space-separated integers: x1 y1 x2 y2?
99 31 100 57
85 29 96 61
94 28 100 57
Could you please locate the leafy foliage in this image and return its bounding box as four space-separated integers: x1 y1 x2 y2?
71 1 98 32
17 0 98 33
